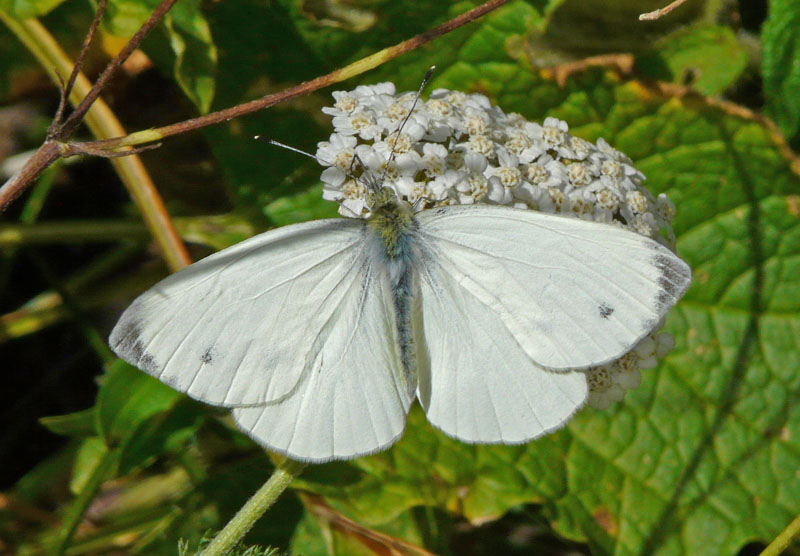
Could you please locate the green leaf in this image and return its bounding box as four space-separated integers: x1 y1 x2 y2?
96 359 182 447
69 437 109 495
162 0 217 114
542 0 707 55
276 0 467 68
636 24 747 95
762 0 800 138
105 0 217 113
117 399 205 475
104 0 155 36
0 0 65 17
39 407 97 438
264 184 339 227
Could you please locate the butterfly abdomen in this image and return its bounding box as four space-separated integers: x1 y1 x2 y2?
365 190 418 394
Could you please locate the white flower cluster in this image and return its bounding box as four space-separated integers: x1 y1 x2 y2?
316 82 680 409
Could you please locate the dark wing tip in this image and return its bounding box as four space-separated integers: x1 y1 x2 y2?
109 315 160 374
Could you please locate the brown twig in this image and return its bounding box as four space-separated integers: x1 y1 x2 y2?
0 0 509 212
57 0 179 138
545 53 635 87
639 0 691 21
301 494 438 556
64 142 163 158
0 15 191 270
0 142 62 208
68 0 512 153
50 0 108 134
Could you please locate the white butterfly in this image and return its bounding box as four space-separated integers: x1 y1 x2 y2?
109 186 691 462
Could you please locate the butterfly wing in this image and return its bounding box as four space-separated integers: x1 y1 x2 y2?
415 205 691 371
414 257 589 443
110 218 415 461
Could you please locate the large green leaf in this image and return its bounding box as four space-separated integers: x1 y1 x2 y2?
762 0 800 139
290 37 800 556
636 24 747 95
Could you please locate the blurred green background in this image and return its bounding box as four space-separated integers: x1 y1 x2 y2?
2 0 800 554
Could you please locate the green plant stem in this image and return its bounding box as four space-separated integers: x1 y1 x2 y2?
0 13 191 272
0 244 153 342
760 514 800 556
199 458 305 556
0 215 252 247
52 447 119 555
0 162 59 289
0 220 152 245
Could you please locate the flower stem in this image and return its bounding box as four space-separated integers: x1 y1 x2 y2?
199 458 305 556
759 513 800 556
52 447 118 555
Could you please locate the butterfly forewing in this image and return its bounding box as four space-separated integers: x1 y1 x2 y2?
415 205 692 371
110 219 384 404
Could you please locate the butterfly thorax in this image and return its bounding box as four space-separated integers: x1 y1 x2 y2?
366 187 417 261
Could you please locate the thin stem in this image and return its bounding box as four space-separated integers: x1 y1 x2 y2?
199 458 305 556
71 0 511 153
25 248 116 365
760 514 800 556
58 0 179 137
0 141 61 207
639 0 691 20
0 14 191 271
0 244 145 343
0 215 228 245
52 447 118 555
0 220 151 244
50 0 108 132
0 162 60 291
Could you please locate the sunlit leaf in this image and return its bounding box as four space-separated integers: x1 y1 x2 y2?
96 359 182 447
39 408 96 438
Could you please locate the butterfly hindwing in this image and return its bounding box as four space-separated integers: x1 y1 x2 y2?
233 250 415 461
414 252 589 443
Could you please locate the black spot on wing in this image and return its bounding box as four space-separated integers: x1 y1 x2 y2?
599 303 614 319
201 347 215 364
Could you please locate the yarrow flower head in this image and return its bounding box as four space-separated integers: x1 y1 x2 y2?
317 83 682 409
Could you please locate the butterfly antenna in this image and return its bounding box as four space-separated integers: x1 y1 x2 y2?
379 66 436 187
258 136 370 189
255 137 330 165
351 152 382 193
